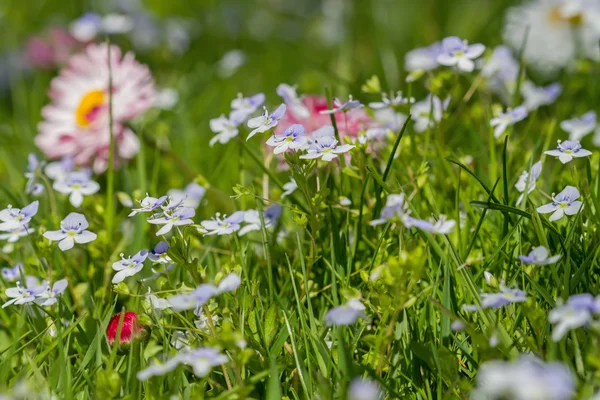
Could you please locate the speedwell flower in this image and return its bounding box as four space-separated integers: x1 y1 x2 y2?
369 92 414 109
521 81 562 111
490 106 528 138
25 153 44 197
53 170 100 207
198 211 245 236
560 111 597 141
148 207 195 236
536 185 583 222
112 250 148 284
276 83 310 118
43 212 97 251
370 193 408 226
230 92 265 122
2 281 45 308
411 94 450 133
266 124 308 154
406 214 455 234
1 263 24 282
209 113 244 146
544 140 592 164
137 347 228 380
128 194 168 217
436 36 485 72
167 182 206 209
247 104 287 140
149 241 172 264
320 96 363 115
348 378 383 400
238 204 283 236
300 135 354 162
518 246 561 265
0 201 39 231
0 226 34 243
324 299 368 326
281 177 298 198
404 42 441 72
515 160 542 206
36 279 68 306
549 293 600 342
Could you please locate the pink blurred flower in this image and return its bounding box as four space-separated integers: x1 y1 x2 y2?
24 28 82 69
35 43 155 173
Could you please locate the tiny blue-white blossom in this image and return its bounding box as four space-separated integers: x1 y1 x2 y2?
514 160 542 206
369 92 414 109
137 347 228 380
198 211 245 236
324 299 368 326
167 182 206 209
463 283 527 311
560 111 596 141
149 241 172 264
404 42 441 72
406 215 455 234
0 201 39 232
320 96 363 115
521 81 562 111
549 293 600 342
281 177 298 198
544 140 592 164
348 378 383 400
1 263 24 282
436 36 485 72
518 246 561 266
209 113 244 146
411 95 450 133
36 279 68 306
148 207 195 236
238 204 283 236
25 153 44 197
300 135 354 162
536 185 583 222
276 83 310 118
490 106 528 138
53 170 100 207
0 225 35 243
230 92 265 122
43 212 97 251
247 104 287 140
265 124 308 154
112 250 148 284
370 193 408 226
44 156 74 182
128 194 168 217
2 281 45 308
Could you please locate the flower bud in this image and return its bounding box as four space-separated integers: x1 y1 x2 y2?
106 311 148 351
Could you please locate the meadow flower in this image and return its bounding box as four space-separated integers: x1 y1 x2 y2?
238 204 283 236
128 194 168 217
521 81 562 111
194 310 220 331
480 284 528 309
25 153 44 196
406 215 456 234
209 113 244 146
168 284 219 311
0 201 39 231
281 177 298 198
149 241 172 264
217 50 247 78
411 95 450 133
137 347 228 380
544 140 592 164
106 311 147 347
148 207 195 236
370 193 408 226
549 293 600 341
1 263 24 282
404 42 441 72
112 250 148 284
490 106 528 138
503 0 600 75
560 111 597 141
436 36 485 72
472 356 575 400
348 378 383 400
320 96 363 114
482 45 519 84
2 281 45 308
167 183 206 209
154 88 179 110
300 135 354 162
276 83 310 118
216 273 242 294
536 185 583 222
35 43 155 173
518 246 561 265
324 299 368 326
515 160 542 206
199 211 245 236
369 92 414 109
266 124 308 154
230 92 265 122
36 279 68 306
0 226 35 243
451 320 466 331
53 170 100 207
44 156 74 182
43 212 97 251
145 288 171 311
247 104 286 140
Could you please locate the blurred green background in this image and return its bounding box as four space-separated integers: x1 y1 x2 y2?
0 0 518 201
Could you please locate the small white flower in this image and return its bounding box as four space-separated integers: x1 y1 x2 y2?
112 250 148 284
515 160 542 206
300 135 354 162
246 104 287 140
436 36 485 72
281 177 298 198
43 213 97 251
53 171 100 207
198 211 245 236
209 113 243 146
147 207 195 236
536 185 583 222
266 124 308 154
490 106 528 138
544 140 592 164
518 246 561 266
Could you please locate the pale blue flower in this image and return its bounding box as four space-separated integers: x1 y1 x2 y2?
266 124 308 154
281 177 298 198
0 225 34 243
168 182 206 208
404 42 441 72
148 207 195 236
168 284 219 311
406 214 455 234
324 299 367 326
320 96 363 115
480 284 527 309
0 201 39 231
247 104 286 140
53 171 100 207
518 246 561 265
490 106 528 138
25 153 44 197
44 156 74 182
1 263 24 282
149 241 172 264
370 194 407 226
544 140 592 164
411 95 450 133
2 281 45 308
199 211 245 236
515 161 542 206
230 93 265 122
549 293 600 341
369 92 414 109
277 83 310 118
348 378 383 400
536 185 583 222
128 194 168 217
36 279 68 306
560 111 596 141
137 347 228 380
436 36 485 72
238 204 283 236
209 113 244 146
43 212 97 251
112 250 148 284
216 273 242 294
521 81 562 111
300 135 354 162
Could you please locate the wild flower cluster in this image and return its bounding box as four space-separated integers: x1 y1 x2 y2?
1 0 600 399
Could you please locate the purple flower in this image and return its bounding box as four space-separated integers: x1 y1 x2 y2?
549 293 600 341
266 124 308 154
300 135 355 162
216 273 241 294
25 153 44 197
0 201 39 231
406 214 455 234
112 250 149 284
148 207 195 236
480 284 527 309
521 81 562 111
490 106 528 138
199 211 245 236
560 111 597 141
128 194 168 217
230 93 265 122
247 104 287 140
324 299 368 326
320 96 363 114
436 36 485 72
149 241 172 264
36 279 68 306
43 212 97 251
1 263 24 282
53 171 100 207
44 156 74 182
411 95 450 133
2 281 45 308
544 140 592 164
518 246 561 265
536 185 583 222
515 161 542 206
168 284 219 311
404 42 442 72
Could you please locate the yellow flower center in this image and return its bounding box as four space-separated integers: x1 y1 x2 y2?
76 90 105 127
549 7 583 25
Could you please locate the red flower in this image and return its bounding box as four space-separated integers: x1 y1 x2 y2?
106 312 146 345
